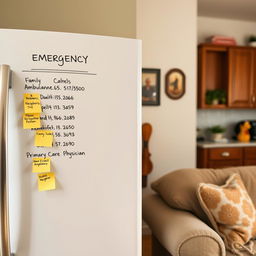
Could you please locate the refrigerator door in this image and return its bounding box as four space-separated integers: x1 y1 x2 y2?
0 29 141 256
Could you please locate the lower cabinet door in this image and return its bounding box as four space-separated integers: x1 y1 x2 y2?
244 147 256 161
208 160 243 168
244 160 256 166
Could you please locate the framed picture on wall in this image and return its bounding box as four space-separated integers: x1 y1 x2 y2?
142 68 160 106
165 68 185 100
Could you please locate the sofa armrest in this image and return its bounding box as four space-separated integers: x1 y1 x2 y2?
143 194 226 256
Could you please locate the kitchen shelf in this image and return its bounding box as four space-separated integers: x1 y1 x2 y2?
203 104 227 109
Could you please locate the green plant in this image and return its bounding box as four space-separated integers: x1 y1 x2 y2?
249 35 256 42
208 125 226 134
206 89 226 105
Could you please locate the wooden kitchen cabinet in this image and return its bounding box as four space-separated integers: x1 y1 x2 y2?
244 147 256 165
197 146 256 168
198 44 228 109
198 44 256 109
228 47 255 108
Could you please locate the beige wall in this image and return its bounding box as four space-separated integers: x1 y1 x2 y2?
0 0 136 38
137 0 197 193
198 16 256 45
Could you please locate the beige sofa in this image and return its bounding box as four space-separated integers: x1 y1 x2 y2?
142 167 256 256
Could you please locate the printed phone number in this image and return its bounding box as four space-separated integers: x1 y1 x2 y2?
39 125 75 130
41 115 75 121
42 105 75 111
55 141 75 147
25 84 85 91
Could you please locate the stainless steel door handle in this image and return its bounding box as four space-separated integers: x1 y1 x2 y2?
0 65 13 256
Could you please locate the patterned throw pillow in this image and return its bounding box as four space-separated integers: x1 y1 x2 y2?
197 173 256 255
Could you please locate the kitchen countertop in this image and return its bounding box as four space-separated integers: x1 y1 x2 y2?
197 141 256 148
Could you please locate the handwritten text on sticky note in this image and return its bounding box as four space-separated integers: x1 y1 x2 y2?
38 172 56 191
24 93 42 113
35 130 53 147
23 113 41 129
32 157 51 173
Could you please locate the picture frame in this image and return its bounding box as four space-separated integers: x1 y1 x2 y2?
165 68 185 100
142 68 160 106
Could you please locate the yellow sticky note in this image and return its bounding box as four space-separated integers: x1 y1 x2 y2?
32 157 51 173
37 172 56 191
35 130 53 147
23 113 41 129
24 93 42 113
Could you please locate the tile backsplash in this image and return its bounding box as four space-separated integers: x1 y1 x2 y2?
197 109 256 140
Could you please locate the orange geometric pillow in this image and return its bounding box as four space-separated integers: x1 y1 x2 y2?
197 173 256 255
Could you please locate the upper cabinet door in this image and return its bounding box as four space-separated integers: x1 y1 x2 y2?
197 45 228 109
228 48 254 108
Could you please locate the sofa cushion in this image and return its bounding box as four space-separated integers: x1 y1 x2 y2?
151 166 256 225
197 173 256 255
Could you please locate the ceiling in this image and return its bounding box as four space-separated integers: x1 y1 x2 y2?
198 0 256 22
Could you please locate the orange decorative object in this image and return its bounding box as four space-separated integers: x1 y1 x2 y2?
237 121 251 142
142 123 153 187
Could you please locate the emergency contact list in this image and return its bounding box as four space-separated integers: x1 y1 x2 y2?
23 73 92 160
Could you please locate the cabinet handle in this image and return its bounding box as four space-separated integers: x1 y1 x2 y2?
252 95 256 103
221 152 230 157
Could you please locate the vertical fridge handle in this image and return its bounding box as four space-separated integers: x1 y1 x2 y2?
0 65 13 256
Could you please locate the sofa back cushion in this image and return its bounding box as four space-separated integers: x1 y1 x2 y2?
151 166 256 224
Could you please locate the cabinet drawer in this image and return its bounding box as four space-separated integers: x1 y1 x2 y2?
244 147 256 160
208 148 242 160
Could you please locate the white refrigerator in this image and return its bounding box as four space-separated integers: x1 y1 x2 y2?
0 29 141 256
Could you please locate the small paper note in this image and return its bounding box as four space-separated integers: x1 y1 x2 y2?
24 93 42 113
23 113 41 129
35 130 53 147
37 172 56 191
32 157 51 173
